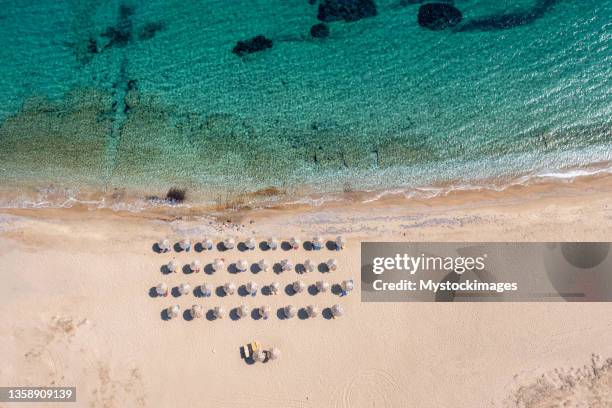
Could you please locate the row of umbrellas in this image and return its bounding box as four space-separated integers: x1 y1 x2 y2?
157 236 346 253
165 304 345 320
155 279 355 297
166 258 339 273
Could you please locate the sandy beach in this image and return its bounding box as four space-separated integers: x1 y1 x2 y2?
1 175 612 407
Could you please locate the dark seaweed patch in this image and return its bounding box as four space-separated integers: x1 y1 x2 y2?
232 35 273 56
310 23 330 38
101 4 135 49
417 3 462 30
138 21 165 40
317 0 377 23
166 188 186 203
457 0 558 32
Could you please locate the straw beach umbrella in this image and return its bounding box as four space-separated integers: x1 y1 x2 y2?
258 259 271 272
178 283 191 295
223 282 236 295
237 305 249 319
284 305 297 319
179 239 191 251
341 279 355 293
331 304 344 318
335 235 346 250
254 350 267 362
202 238 214 250
289 237 301 250
267 237 279 250
312 236 324 250
269 347 280 360
292 281 306 294
190 260 202 273
158 239 171 253
245 237 256 250
236 259 248 272
303 259 315 273
316 281 330 293
167 305 180 319
213 306 226 319
326 258 338 272
280 259 293 272
246 281 259 296
270 282 280 295
259 305 271 319
167 259 178 273
200 283 213 297
190 304 203 319
223 237 236 250
155 282 168 297
212 258 225 272
306 304 319 318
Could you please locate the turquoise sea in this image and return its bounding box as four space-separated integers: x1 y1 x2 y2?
0 0 610 210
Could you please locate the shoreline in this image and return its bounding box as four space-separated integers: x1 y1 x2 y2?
1 160 611 220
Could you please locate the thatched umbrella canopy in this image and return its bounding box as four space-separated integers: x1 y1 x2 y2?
303 259 315 273
316 281 330 293
289 237 301 250
190 304 203 319
312 236 324 250
269 347 280 360
179 283 191 295
292 281 306 294
245 237 256 250
258 259 271 272
246 281 259 295
335 235 346 250
284 305 297 319
223 282 237 295
270 282 280 295
155 282 168 296
237 305 249 318
167 305 180 319
259 305 271 319
202 238 214 250
223 237 236 249
201 283 213 296
190 260 202 272
212 258 225 272
281 259 293 272
167 259 178 273
214 306 226 319
331 304 344 317
341 279 355 292
254 350 267 362
236 259 248 272
267 237 279 250
326 258 338 271
306 304 319 318
158 238 171 252
179 239 191 251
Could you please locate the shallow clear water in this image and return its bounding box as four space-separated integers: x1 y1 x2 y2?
0 0 610 208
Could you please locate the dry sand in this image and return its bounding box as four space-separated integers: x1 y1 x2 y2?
1 175 612 407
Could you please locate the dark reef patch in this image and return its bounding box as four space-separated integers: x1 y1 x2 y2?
417 3 462 30
166 188 186 203
138 21 165 40
310 23 330 38
457 0 559 32
232 35 273 56
317 0 378 23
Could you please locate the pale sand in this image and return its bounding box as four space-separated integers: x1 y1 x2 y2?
1 175 612 407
